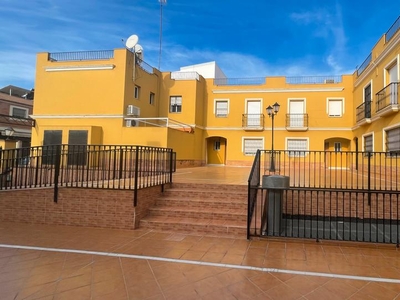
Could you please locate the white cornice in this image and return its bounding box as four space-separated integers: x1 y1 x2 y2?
213 88 344 94
31 114 123 119
45 65 115 72
355 33 400 87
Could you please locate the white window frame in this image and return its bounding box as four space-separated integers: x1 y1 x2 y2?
383 56 399 85
286 138 309 157
214 99 229 117
363 81 373 103
326 98 344 117
9 105 29 118
242 137 264 156
383 124 400 154
362 133 374 153
134 85 140 99
149 92 155 105
170 96 182 113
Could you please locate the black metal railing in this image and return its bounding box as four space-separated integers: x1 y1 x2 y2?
247 150 400 245
285 114 309 129
214 77 265 86
357 53 372 76
48 50 114 62
0 145 175 206
247 150 261 239
386 15 400 42
242 114 265 129
356 101 372 122
376 82 399 112
286 76 342 84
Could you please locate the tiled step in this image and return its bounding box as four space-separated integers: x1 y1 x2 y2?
140 216 247 237
147 206 247 222
155 198 247 210
139 183 249 237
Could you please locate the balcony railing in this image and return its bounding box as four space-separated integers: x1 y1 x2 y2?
357 53 372 76
285 76 342 84
48 50 114 62
214 77 265 86
356 101 372 123
285 114 308 130
386 15 400 42
376 82 399 113
242 114 265 129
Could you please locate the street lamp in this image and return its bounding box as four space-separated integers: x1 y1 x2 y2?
266 102 280 172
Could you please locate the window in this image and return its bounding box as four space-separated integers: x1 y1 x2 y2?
10 106 28 118
134 85 140 99
287 139 308 157
364 134 373 153
170 96 182 113
215 100 228 117
386 127 400 154
149 92 155 105
243 138 263 155
364 83 372 118
334 142 341 152
328 99 343 117
214 140 221 151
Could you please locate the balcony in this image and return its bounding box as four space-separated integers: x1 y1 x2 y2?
376 82 399 117
356 101 372 125
242 114 265 130
285 114 308 131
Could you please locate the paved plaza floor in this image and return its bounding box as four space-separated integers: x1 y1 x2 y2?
1 166 400 299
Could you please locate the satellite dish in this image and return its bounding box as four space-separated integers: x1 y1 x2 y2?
125 34 139 49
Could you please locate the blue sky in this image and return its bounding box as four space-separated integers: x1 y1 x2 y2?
0 0 399 89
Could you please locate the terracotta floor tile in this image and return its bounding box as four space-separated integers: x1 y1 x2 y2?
91 279 127 298
163 283 201 300
54 284 91 300
201 286 241 300
221 253 245 265
249 273 282 292
201 251 225 263
227 279 264 299
126 280 164 299
263 281 302 300
180 250 205 260
265 248 286 259
242 254 265 267
285 275 324 295
358 282 399 299
305 286 346 300
263 258 287 269
247 247 267 256
323 278 360 299
161 248 187 259
15 282 57 300
55 272 91 293
193 276 226 296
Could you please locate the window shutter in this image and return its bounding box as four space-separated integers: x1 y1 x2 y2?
386 127 400 153
244 139 263 155
328 100 342 116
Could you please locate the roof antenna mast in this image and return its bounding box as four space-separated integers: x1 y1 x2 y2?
158 0 167 70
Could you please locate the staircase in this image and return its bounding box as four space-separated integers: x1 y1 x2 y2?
140 183 248 237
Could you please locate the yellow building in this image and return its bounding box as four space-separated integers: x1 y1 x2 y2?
31 16 400 167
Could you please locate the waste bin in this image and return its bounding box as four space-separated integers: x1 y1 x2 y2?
262 175 290 235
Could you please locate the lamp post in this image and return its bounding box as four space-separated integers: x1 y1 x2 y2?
266 102 280 172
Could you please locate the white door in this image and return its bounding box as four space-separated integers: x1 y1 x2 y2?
247 101 261 127
389 64 398 104
289 100 304 127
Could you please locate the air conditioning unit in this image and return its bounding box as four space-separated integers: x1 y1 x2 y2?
126 105 140 116
324 79 335 84
125 120 139 127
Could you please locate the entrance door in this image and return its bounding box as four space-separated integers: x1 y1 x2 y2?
207 137 226 165
388 64 398 104
289 100 304 127
67 130 88 165
247 100 261 127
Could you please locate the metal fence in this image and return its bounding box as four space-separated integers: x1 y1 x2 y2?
0 145 175 206
248 150 400 245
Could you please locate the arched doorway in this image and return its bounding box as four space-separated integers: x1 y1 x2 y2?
206 137 226 165
324 137 351 169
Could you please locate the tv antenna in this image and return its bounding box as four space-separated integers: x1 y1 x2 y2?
158 0 167 70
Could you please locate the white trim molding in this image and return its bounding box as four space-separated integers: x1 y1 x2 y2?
45 64 115 72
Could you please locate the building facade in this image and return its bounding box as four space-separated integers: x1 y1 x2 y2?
31 16 400 167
